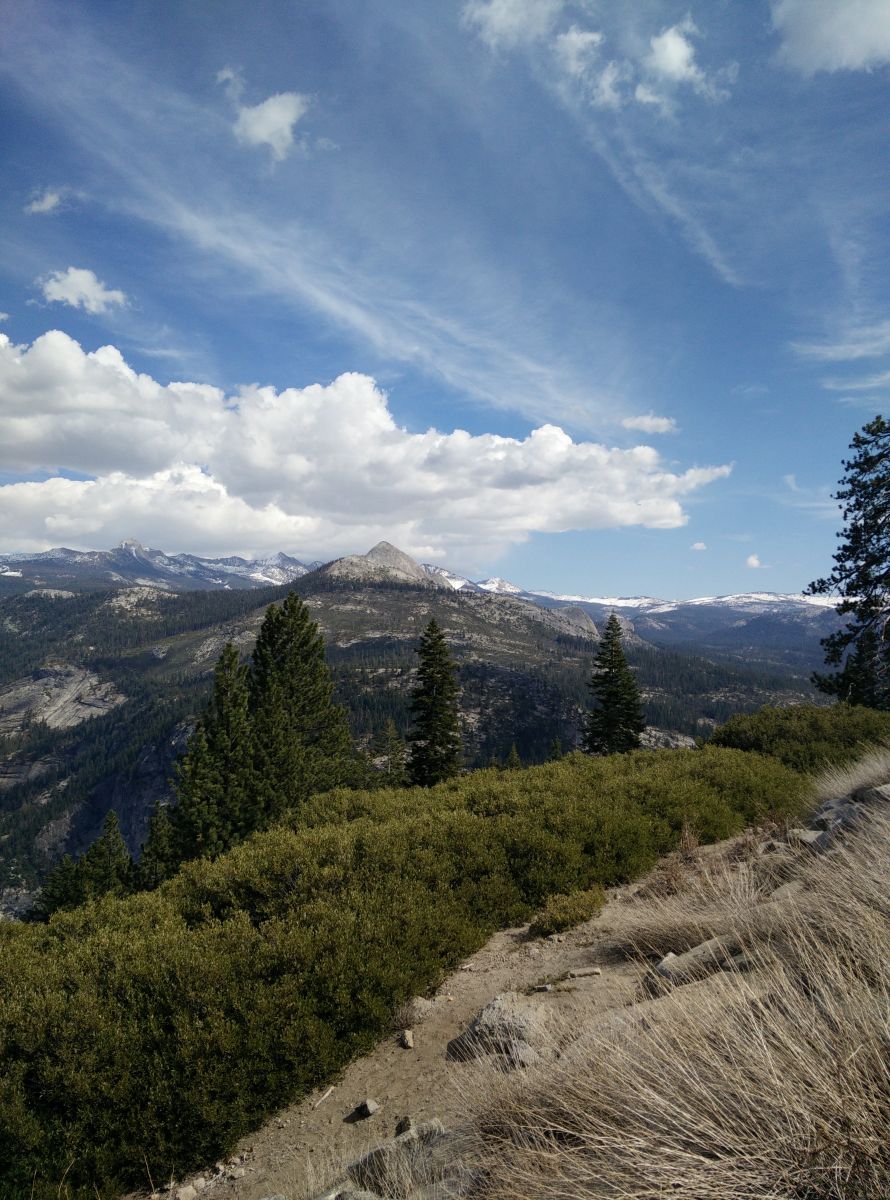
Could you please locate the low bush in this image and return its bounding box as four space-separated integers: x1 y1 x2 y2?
0 747 806 1198
530 885 605 937
708 702 890 773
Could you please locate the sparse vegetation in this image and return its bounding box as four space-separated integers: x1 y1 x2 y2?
529 885 605 937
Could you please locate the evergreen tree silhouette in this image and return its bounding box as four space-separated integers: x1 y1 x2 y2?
407 618 462 785
583 614 645 755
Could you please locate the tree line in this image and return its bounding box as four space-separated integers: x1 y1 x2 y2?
35 596 644 917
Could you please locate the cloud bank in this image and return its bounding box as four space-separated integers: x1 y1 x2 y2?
0 331 730 563
772 0 890 74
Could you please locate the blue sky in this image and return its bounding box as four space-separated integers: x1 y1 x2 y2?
1 0 888 598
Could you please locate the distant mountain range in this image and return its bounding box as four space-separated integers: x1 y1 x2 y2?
1 537 838 619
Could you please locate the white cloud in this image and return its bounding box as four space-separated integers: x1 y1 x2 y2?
638 18 737 107
0 330 732 562
622 413 677 434
462 0 565 49
25 188 64 215
553 26 603 77
746 553 766 569
772 0 890 74
39 267 127 315
691 541 707 551
0 313 8 322
233 92 310 160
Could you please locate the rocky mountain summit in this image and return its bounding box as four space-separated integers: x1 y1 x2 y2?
321 542 449 588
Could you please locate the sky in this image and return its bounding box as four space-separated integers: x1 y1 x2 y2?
0 0 888 598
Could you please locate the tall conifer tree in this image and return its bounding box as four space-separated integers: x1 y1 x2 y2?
808 416 890 707
583 613 645 755
169 642 253 861
407 618 462 785
249 592 355 821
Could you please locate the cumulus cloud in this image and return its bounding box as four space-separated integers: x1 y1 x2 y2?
462 0 565 49
39 267 127 315
218 67 310 161
772 0 890 73
0 313 8 322
622 413 678 434
691 541 707 550
746 553 766 569
25 188 64 215
0 331 731 561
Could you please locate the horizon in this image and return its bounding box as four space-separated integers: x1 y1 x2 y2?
2 2 887 597
0 534 836 604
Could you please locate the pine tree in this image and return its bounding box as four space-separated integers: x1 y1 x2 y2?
548 736 564 761
504 742 522 770
808 416 890 707
583 613 645 755
168 642 254 863
136 804 175 890
378 718 408 786
32 853 80 920
79 811 133 899
249 592 356 821
407 618 462 786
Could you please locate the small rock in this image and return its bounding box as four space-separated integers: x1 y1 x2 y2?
532 983 552 992
395 1114 415 1135
656 937 740 986
176 1187 197 1200
227 1168 246 1180
336 1191 380 1200
787 827 831 852
568 967 602 978
260 1195 288 1200
459 963 474 971
401 996 435 1025
399 1028 414 1049
192 1180 207 1193
356 1098 380 1119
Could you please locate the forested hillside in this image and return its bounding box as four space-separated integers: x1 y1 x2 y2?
0 574 818 892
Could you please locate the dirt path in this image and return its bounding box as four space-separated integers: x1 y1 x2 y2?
165 894 645 1200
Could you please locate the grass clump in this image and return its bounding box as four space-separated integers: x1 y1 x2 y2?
0 746 805 1198
530 885 605 937
708 702 890 773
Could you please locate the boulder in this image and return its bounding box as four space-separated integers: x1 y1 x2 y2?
354 1098 380 1119
399 1028 414 1049
446 992 548 1068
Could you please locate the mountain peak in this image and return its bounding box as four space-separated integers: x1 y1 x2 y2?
321 542 447 588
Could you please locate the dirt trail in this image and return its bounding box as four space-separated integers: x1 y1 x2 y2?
168 891 646 1200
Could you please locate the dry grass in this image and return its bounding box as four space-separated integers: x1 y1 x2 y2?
466 809 890 1200
809 745 890 805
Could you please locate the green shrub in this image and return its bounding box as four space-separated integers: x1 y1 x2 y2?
0 747 806 1198
529 885 606 937
708 703 890 773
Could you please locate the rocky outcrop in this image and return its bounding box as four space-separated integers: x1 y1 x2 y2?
0 666 124 735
